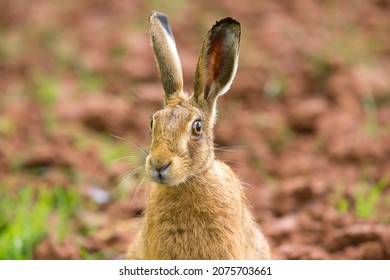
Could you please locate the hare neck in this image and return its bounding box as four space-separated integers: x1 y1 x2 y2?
147 160 241 211
144 160 245 259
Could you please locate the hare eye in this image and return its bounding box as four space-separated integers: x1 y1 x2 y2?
150 119 154 130
192 120 202 136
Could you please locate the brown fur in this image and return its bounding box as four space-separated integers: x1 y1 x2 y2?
126 12 270 260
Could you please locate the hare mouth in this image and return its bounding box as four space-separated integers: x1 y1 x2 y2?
149 170 187 186
151 176 185 186
151 173 169 184
150 170 166 183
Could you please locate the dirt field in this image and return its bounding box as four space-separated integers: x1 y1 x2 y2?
1 0 390 260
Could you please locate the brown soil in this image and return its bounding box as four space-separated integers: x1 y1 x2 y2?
1 0 390 259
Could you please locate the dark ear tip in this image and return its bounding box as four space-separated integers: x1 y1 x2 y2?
150 11 167 22
150 11 174 39
214 17 241 29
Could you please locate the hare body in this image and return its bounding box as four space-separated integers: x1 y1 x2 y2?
126 12 270 260
127 160 270 259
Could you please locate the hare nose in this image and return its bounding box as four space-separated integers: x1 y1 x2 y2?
150 157 171 173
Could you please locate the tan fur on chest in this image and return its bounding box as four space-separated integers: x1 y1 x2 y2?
143 162 245 259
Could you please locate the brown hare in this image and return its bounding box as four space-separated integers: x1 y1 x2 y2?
126 12 270 260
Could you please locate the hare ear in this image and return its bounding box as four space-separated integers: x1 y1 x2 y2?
193 18 240 111
150 12 184 105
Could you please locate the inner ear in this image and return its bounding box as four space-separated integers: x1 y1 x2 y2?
193 17 240 106
204 31 225 99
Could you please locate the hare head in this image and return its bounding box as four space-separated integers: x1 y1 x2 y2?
146 12 240 186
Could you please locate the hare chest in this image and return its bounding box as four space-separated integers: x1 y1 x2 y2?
143 170 247 259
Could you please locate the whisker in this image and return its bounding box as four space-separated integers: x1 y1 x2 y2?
130 177 143 207
110 133 126 141
221 159 248 167
131 87 144 101
214 144 248 153
131 175 149 205
214 143 248 149
240 180 256 189
130 94 141 104
108 129 150 157
113 166 144 193
125 134 149 156
113 155 144 164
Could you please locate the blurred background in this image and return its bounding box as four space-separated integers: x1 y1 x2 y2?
0 0 390 259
